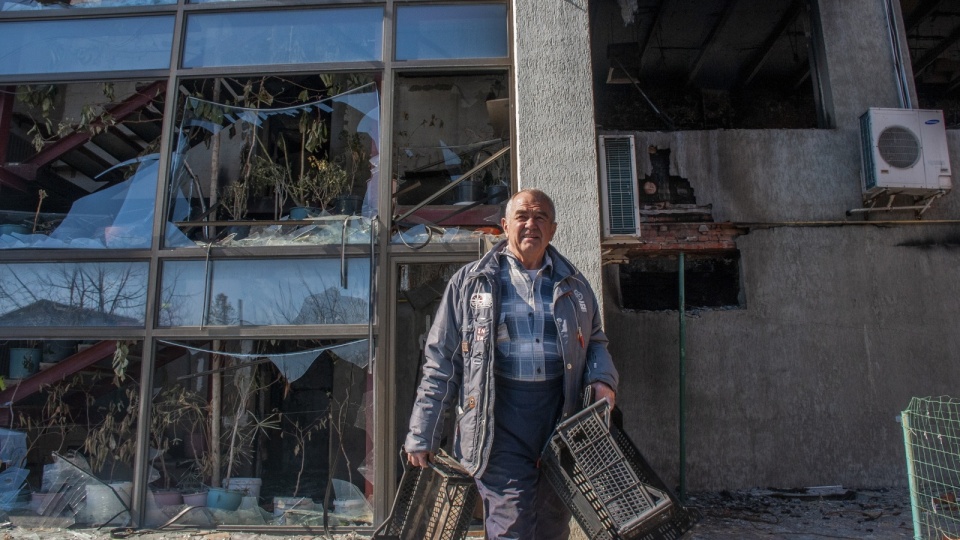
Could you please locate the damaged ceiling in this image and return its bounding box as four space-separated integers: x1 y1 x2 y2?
591 0 960 129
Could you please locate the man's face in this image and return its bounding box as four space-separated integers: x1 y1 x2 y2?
501 192 557 269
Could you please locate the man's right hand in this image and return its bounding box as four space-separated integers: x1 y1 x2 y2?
407 450 434 468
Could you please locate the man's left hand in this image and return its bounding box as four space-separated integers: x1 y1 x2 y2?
591 382 616 410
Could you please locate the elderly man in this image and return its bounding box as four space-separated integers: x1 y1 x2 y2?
404 188 618 539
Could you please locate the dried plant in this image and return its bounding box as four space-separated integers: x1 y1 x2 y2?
221 366 280 485
149 386 207 489
83 387 138 478
280 413 326 497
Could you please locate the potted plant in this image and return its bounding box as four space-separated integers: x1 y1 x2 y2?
148 385 211 507
279 154 350 219
207 363 279 511
22 376 85 516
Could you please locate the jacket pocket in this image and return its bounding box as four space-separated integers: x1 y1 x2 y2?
456 395 479 462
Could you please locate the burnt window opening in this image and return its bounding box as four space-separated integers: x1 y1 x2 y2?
618 253 742 311
590 0 819 131
901 1 960 127
639 147 696 205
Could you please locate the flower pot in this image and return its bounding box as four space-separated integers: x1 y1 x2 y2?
8 348 40 379
206 487 243 511
181 490 208 507
151 489 183 507
0 224 30 236
453 180 484 204
226 477 261 498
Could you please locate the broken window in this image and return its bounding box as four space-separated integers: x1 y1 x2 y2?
592 1 818 130
0 80 167 250
391 73 510 245
618 253 742 311
904 2 960 125
165 75 379 248
145 338 372 528
0 339 143 527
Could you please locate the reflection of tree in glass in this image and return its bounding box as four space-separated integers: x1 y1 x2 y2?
0 263 147 325
207 293 238 326
273 267 368 325
158 265 194 326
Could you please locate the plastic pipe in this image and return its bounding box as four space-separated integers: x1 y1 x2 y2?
678 252 686 502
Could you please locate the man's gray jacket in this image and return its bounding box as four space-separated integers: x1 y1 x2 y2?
404 240 619 477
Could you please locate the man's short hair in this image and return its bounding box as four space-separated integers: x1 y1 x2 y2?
505 189 556 223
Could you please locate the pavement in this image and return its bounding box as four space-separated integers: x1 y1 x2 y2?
0 486 915 539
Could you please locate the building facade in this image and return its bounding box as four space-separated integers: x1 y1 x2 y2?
0 0 958 532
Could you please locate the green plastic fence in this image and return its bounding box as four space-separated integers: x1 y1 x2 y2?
903 396 960 540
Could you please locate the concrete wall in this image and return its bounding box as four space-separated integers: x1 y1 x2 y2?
509 0 960 492
606 128 960 490
814 0 913 129
512 0 604 296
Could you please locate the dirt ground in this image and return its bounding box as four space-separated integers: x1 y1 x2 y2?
0 486 915 539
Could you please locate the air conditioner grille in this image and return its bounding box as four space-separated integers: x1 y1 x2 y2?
602 137 636 235
877 126 920 169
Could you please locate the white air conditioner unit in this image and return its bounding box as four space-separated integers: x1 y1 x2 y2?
859 108 951 198
598 135 640 236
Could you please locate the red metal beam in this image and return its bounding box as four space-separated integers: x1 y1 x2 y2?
0 166 30 193
25 80 166 169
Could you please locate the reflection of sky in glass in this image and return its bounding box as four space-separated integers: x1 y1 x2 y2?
160 258 371 327
183 7 381 68
396 4 507 60
1 0 173 10
0 16 173 75
0 262 148 327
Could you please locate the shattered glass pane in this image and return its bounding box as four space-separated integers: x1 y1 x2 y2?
148 338 374 527
166 77 380 248
0 81 169 250
392 73 509 241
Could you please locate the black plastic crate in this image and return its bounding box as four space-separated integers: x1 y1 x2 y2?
373 450 479 540
542 400 700 540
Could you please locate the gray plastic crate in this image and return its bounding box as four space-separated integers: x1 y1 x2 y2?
542 400 700 539
373 450 479 540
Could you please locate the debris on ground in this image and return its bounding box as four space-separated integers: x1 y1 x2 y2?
0 487 915 540
684 486 913 539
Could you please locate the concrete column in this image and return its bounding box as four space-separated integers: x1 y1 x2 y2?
512 0 604 298
812 0 916 130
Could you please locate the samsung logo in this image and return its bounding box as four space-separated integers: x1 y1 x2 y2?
925 119 941 125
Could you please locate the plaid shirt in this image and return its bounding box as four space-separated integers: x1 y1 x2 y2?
494 250 563 381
